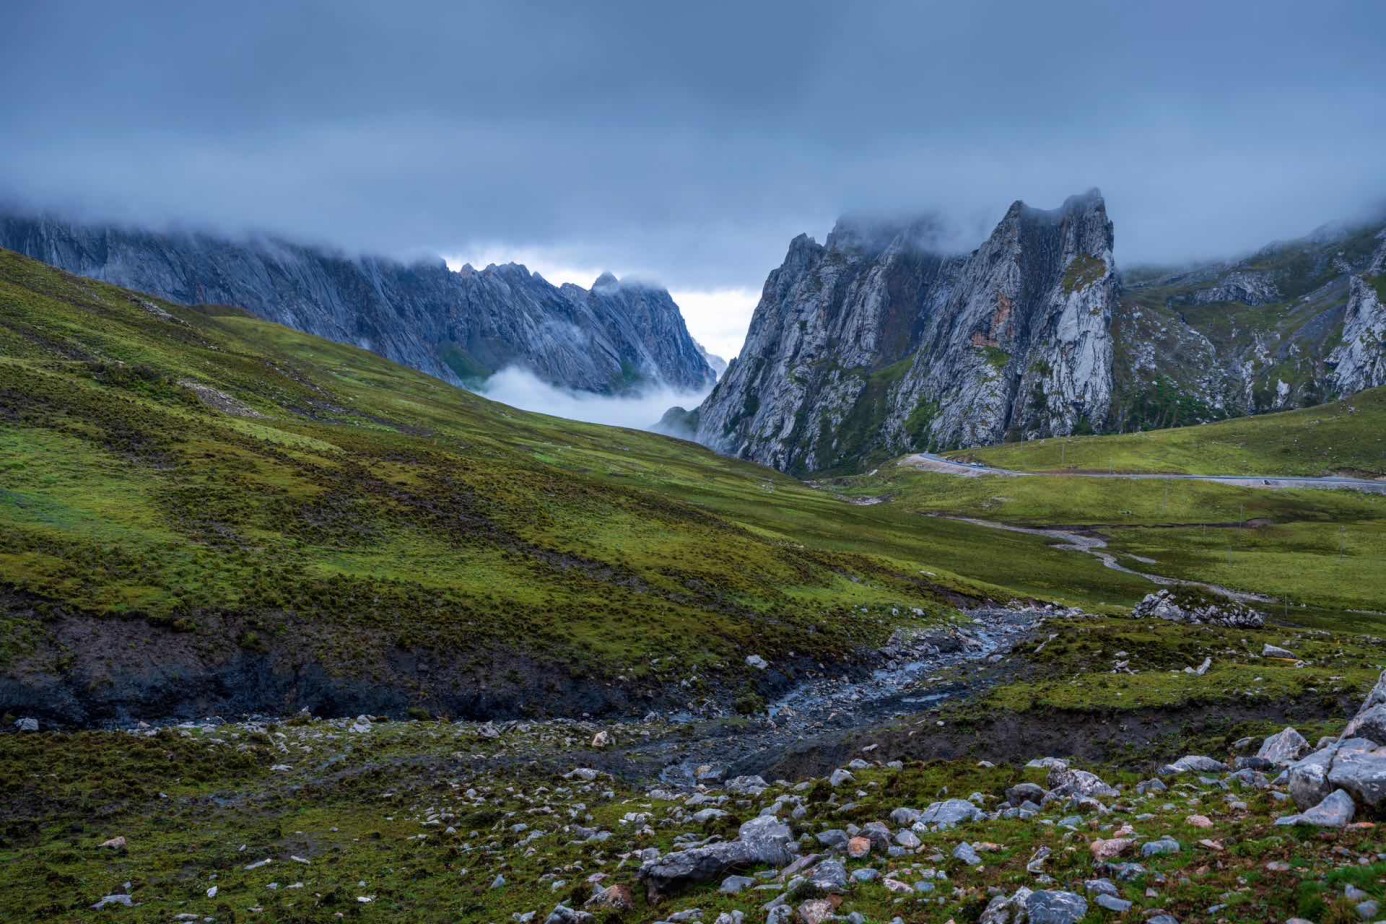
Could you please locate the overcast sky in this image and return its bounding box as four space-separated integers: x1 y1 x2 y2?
3 1 1385 359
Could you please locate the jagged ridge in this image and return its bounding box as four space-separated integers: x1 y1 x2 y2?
0 213 715 395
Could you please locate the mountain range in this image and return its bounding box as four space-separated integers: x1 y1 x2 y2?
694 191 1386 474
0 212 716 396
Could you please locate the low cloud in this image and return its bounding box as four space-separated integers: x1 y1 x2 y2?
477 366 712 432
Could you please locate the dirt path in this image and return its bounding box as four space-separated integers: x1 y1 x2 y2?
903 452 1386 495
931 514 1272 603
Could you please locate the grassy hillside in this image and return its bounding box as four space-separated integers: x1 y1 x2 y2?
952 386 1386 477
0 249 1162 723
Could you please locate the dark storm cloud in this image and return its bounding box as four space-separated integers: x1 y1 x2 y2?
3 0 1384 290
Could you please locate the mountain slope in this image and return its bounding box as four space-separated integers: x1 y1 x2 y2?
0 212 714 394
696 191 1116 474
1111 219 1386 429
698 194 1386 475
0 248 1165 725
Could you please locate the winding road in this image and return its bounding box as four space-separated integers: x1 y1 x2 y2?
903 452 1386 494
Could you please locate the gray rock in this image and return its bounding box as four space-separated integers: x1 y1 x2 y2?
1094 893 1132 913
814 829 848 848
640 816 797 901
1162 755 1228 775
1141 836 1181 857
887 807 920 826
1048 767 1118 800
1288 739 1378 808
13 717 38 733
726 776 770 796
807 859 848 894
1274 789 1356 827
91 894 135 910
1356 899 1380 920
1326 745 1386 808
952 842 982 866
1343 703 1386 744
745 654 768 670
1262 643 1298 659
980 887 1089 924
721 876 755 894
543 905 593 924
1136 778 1167 795
1256 727 1310 766
1130 589 1264 628
916 798 984 827
828 768 854 788
1006 782 1047 806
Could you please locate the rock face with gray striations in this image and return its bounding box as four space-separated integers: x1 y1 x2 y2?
695 191 1116 473
694 196 1386 475
0 213 714 396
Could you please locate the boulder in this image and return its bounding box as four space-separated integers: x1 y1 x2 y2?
1141 836 1181 857
584 884 635 911
1343 703 1386 744
828 768 853 787
953 842 983 866
13 717 38 733
1048 767 1118 800
543 905 594 924
807 859 848 894
1256 728 1310 767
796 899 835 924
1262 643 1298 659
746 654 768 670
1161 755 1228 775
1326 745 1386 808
1287 739 1377 808
1274 789 1356 828
980 887 1088 924
725 775 769 796
639 816 796 901
1130 589 1264 628
916 798 984 827
1006 782 1047 806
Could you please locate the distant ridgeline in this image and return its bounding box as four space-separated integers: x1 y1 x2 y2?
0 213 715 396
695 190 1386 475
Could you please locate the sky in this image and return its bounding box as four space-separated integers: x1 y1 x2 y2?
3 0 1385 362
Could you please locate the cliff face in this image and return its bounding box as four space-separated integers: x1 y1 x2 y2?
698 193 1386 475
695 192 1116 473
0 214 714 394
1111 223 1386 429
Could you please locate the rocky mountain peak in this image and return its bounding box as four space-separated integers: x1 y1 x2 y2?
695 190 1119 473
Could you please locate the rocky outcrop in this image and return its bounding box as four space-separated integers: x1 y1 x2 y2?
1328 272 1386 395
695 192 1116 473
0 213 713 395
1129 590 1265 628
